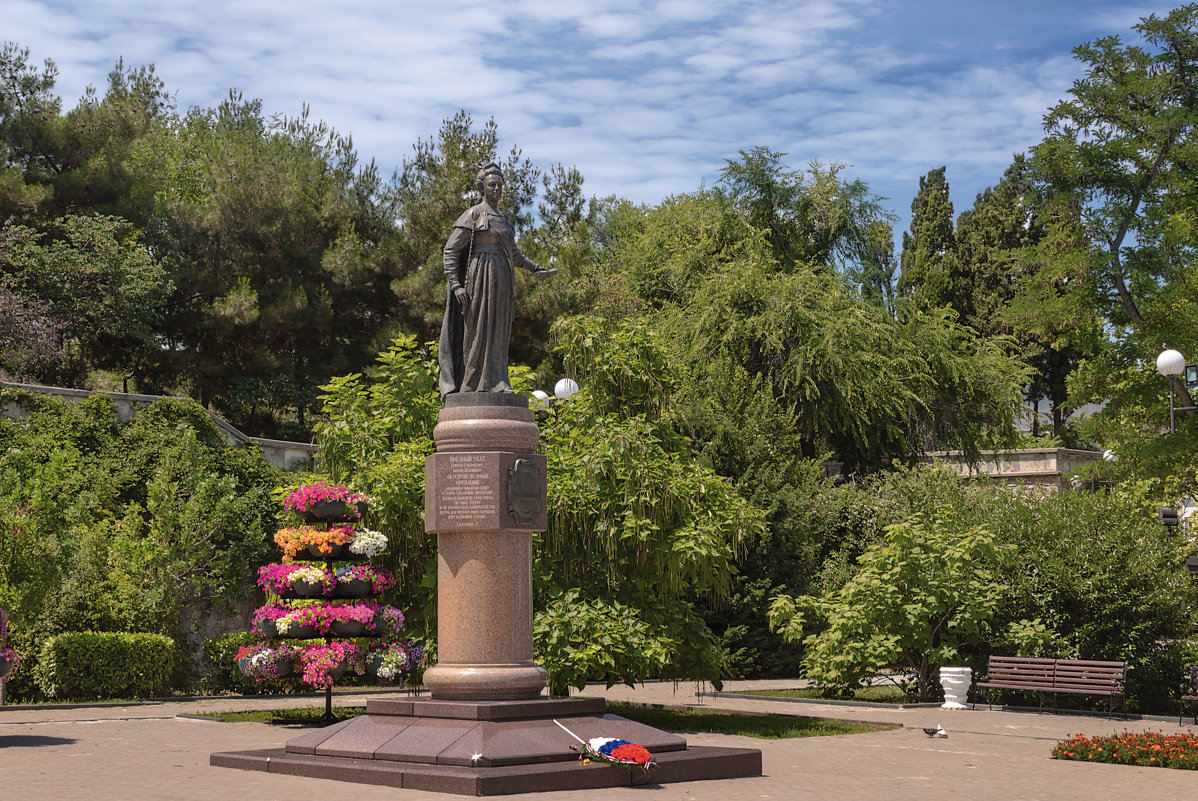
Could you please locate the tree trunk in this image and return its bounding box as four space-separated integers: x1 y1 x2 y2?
1171 375 1197 420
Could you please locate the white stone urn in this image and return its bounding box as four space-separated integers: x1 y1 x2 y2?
939 666 972 709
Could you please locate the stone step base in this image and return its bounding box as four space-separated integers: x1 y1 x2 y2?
212 744 762 796
211 696 762 795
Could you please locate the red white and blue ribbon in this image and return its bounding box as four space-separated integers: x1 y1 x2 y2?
553 720 656 771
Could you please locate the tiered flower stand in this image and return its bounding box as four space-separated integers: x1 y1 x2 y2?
239 490 413 721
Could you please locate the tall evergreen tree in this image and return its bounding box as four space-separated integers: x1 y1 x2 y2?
898 167 957 310
141 95 401 435
955 155 1094 437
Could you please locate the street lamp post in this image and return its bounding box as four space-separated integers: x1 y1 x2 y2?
1156 349 1198 434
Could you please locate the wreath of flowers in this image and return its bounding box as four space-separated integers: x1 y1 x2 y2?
553 721 656 774
583 738 656 770
257 563 303 593
274 605 324 635
256 563 336 595
250 604 291 635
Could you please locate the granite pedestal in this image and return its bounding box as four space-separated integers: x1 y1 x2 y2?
213 393 761 794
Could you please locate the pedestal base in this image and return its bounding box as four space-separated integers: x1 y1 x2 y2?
211 697 762 796
423 663 549 701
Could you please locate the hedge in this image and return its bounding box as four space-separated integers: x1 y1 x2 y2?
35 632 176 700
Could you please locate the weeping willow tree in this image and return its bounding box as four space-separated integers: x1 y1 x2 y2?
311 321 765 694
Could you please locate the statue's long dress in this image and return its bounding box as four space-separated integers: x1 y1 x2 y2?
439 205 537 396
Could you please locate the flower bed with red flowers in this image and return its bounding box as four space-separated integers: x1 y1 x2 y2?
1053 731 1198 769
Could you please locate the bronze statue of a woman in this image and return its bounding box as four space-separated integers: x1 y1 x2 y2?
438 162 555 397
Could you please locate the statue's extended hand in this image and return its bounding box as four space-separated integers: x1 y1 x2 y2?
453 286 469 306
535 267 558 279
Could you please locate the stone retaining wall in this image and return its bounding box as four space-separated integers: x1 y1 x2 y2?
0 380 316 470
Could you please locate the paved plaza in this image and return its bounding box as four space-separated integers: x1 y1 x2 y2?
2 679 1195 800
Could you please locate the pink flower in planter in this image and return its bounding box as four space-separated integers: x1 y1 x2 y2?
283 482 369 515
257 563 304 593
297 641 365 689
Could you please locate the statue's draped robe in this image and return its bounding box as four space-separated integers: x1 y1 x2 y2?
439 204 539 397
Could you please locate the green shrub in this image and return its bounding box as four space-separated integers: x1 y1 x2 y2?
770 514 1012 701
35 632 176 700
533 589 675 696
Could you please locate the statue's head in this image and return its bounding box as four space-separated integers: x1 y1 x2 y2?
475 162 504 195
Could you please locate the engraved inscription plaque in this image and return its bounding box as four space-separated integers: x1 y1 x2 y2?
441 454 499 527
425 452 546 532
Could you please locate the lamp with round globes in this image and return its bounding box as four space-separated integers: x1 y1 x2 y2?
1157 349 1186 377
553 378 579 401
1157 348 1198 434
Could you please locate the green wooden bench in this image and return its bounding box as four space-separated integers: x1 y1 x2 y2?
973 655 1126 718
1179 665 1198 725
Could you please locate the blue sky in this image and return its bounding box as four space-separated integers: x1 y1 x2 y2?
3 0 1179 240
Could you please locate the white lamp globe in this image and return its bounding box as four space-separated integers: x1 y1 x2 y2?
1158 349 1186 377
530 390 550 409
553 378 579 400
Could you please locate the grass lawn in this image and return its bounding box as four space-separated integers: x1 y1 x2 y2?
193 706 365 725
725 685 920 704
605 702 892 738
194 701 892 738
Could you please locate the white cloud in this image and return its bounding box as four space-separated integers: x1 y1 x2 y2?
1 0 1154 236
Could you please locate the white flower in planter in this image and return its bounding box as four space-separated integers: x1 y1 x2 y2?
349 529 388 557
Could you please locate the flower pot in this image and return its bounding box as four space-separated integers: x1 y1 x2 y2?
282 623 317 639
331 620 365 637
237 656 252 675
253 618 279 638
291 579 324 598
366 654 385 677
275 658 295 678
330 659 349 679
0 657 12 679
939 666 972 709
355 500 369 519
307 543 344 560
337 578 372 598
313 500 349 520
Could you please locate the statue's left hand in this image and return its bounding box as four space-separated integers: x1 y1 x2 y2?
535 267 558 279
